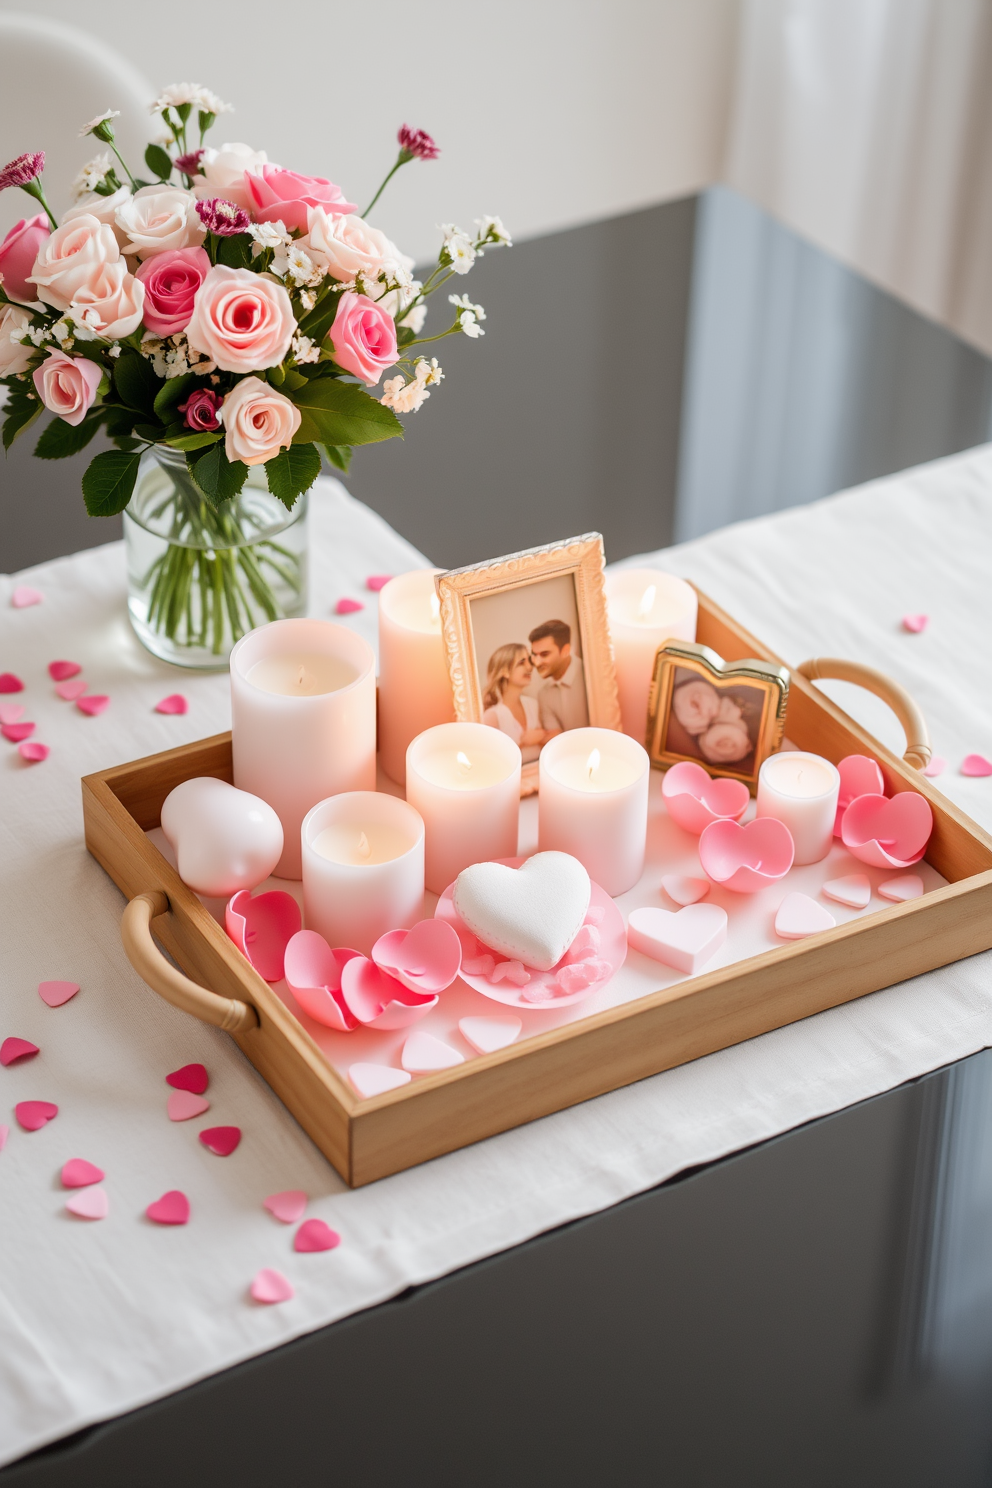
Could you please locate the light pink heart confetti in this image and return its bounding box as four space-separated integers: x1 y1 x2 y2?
166 1063 208 1094
155 694 188 715
774 892 836 940
19 742 49 763
401 1031 464 1073
15 1100 58 1131
0 1126 8 1153
0 703 25 725
0 1037 39 1067
458 1015 522 1055
199 1125 241 1156
661 874 711 907
294 1218 341 1253
167 1090 210 1122
55 679 87 701
264 1190 307 1224
77 695 110 717
822 874 871 910
2 721 35 743
38 980 79 1008
901 614 929 633
48 660 81 681
348 1063 411 1098
923 755 946 778
961 754 992 777
147 1190 190 1225
365 574 392 592
335 597 364 615
878 874 925 903
251 1268 294 1304
66 1186 108 1220
61 1158 105 1188
11 586 43 608
0 673 24 693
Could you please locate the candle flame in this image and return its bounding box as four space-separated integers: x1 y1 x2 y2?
456 751 472 773
586 748 601 780
637 584 656 619
356 830 371 860
430 593 440 621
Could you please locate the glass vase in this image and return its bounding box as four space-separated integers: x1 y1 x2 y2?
124 446 308 669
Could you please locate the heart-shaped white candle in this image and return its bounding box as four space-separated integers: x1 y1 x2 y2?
452 851 591 971
161 777 284 897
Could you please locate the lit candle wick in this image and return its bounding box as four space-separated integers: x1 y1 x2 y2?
296 665 307 689
356 830 371 860
430 593 440 621
586 748 601 781
637 584 656 620
456 750 472 774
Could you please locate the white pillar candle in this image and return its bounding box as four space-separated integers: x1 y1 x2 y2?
378 569 455 786
302 792 425 955
231 619 376 879
757 751 840 865
606 568 697 743
406 722 521 894
538 727 650 895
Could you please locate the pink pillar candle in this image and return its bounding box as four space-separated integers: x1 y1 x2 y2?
538 727 650 896
231 619 376 878
377 569 455 786
606 568 697 743
756 751 840 865
406 722 521 895
302 792 425 955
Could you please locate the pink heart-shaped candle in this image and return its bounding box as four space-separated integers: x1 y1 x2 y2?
0 1037 39 1066
340 955 438 1030
283 931 362 1031
835 755 886 835
0 674 24 693
698 816 794 893
55 679 87 700
841 791 933 869
251 1268 294 1303
226 890 302 983
62 1158 105 1188
38 980 79 1008
661 761 750 835
199 1126 241 1156
155 693 188 715
371 919 462 995
11 586 43 608
264 1190 307 1224
77 695 110 717
147 1190 190 1225
1 721 34 743
15 1100 58 1131
66 1186 108 1220
166 1063 208 1094
774 892 836 940
294 1218 341 1253
627 903 728 974
48 660 81 681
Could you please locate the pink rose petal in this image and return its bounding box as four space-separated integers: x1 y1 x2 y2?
365 574 392 592
155 693 188 715
0 703 25 725
55 679 87 701
165 1062 208 1094
66 1186 108 1220
0 1125 8 1153
147 1190 190 1225
901 614 929 633
11 586 43 608
0 674 24 693
199 1125 241 1156
61 1158 105 1188
961 753 992 777
2 721 35 743
15 1100 58 1131
38 980 79 1008
19 742 49 763
294 1218 341 1254
76 694 110 717
167 1090 210 1122
264 1190 307 1224
335 597 364 615
48 660 81 681
0 1037 39 1066
251 1267 294 1304
923 755 946 778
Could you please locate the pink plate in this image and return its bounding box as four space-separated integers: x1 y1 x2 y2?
698 816 794 893
225 889 301 983
661 761 750 835
435 858 626 1009
841 791 933 869
834 754 885 835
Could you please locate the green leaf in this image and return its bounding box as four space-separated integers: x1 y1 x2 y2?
82 449 141 516
396 325 417 348
298 295 339 346
281 369 307 393
216 234 252 270
144 143 174 181
3 394 43 451
165 430 221 451
322 443 352 473
153 372 197 422
33 414 102 460
133 421 166 442
289 378 402 448
113 351 160 415
103 405 138 438
264 443 321 509
188 442 248 505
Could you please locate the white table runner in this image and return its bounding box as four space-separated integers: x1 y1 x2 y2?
1 451 990 1467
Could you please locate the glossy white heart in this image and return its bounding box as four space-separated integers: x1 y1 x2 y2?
161 777 284 897
627 903 728 974
774 892 836 940
453 852 591 972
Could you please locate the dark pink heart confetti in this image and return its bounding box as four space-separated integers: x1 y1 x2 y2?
155 694 188 715
11 586 43 608
901 614 929 633
365 574 392 592
0 1037 39 1067
294 1218 341 1253
48 660 81 681
19 742 49 763
199 1125 241 1156
61 1158 104 1188
76 695 109 716
147 1190 190 1225
0 703 24 725
38 980 79 1008
2 722 35 743
335 597 364 615
55 680 87 701
166 1062 208 1094
0 674 24 693
962 754 992 777
15 1100 58 1131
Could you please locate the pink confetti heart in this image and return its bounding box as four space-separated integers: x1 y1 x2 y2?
0 673 24 693
55 679 87 700
147 1190 190 1225
11 586 43 608
490 959 531 986
627 903 728 974
48 660 81 681
38 980 79 1008
251 1268 294 1304
661 873 710 907
774 892 837 940
555 958 611 995
294 1218 341 1254
661 761 750 835
19 742 49 763
76 694 109 716
66 1186 108 1220
166 1063 208 1094
0 1125 8 1153
902 614 929 633
199 1125 241 1156
822 874 871 910
458 1016 522 1054
155 693 188 715
335 597 364 615
961 754 992 777
2 721 35 743
366 574 392 592
878 874 925 902
167 1090 210 1122
348 1063 411 1098
401 1031 464 1073
15 1100 58 1131
0 703 24 725
923 755 946 778
698 816 795 893
61 1158 105 1188
841 791 933 868
371 919 463 996
0 1037 39 1066
264 1190 307 1224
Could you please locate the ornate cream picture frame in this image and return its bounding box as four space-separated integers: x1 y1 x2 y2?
436 534 622 794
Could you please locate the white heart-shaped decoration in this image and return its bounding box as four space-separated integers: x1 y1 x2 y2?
878 874 924 902
774 892 836 940
627 904 728 974
661 873 710 907
347 1063 411 1098
161 777 284 898
453 852 591 972
822 874 871 909
459 1015 522 1054
401 1032 464 1073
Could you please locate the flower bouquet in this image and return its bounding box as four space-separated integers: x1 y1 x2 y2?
0 86 509 665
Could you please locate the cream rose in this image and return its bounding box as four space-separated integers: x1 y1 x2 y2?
28 214 121 312
193 143 269 212
62 187 132 249
186 265 295 373
32 348 103 426
218 376 300 465
304 209 413 285
68 260 145 340
0 303 33 376
115 186 206 260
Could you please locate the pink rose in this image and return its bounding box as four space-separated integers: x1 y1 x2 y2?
32 349 102 426
178 387 222 431
329 292 398 385
0 215 50 303
244 165 356 234
193 143 269 212
218 376 301 465
115 186 206 260
135 247 210 336
28 214 121 312
0 303 33 376
305 209 412 286
186 265 295 373
67 260 145 340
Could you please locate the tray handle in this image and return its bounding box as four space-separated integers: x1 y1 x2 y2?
796 658 931 771
121 891 259 1033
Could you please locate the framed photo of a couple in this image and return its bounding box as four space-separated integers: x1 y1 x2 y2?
436 534 621 793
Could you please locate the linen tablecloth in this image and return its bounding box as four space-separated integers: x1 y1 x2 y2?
1 451 990 1468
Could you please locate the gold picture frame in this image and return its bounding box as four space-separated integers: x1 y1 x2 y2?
436 534 622 794
646 641 790 792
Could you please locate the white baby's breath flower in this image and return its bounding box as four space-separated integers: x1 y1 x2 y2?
152 84 232 116
415 357 443 386
292 333 320 365
246 219 292 252
285 246 322 287
79 110 119 138
108 343 121 358
400 302 426 333
449 293 485 320
299 289 316 313
474 214 511 246
51 319 71 346
191 87 232 116
438 224 476 275
69 305 104 341
380 374 429 414
71 152 113 201
140 336 168 378
458 310 484 338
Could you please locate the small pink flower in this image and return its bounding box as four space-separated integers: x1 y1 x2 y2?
0 152 45 191
186 264 295 373
219 376 300 465
0 214 50 303
135 246 210 337
32 349 102 426
194 197 249 236
397 125 439 162
175 149 205 176
329 291 398 386
244 165 356 234
178 387 222 431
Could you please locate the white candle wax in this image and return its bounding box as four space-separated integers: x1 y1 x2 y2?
302 792 425 955
756 751 840 865
606 568 697 743
231 619 376 879
378 569 455 786
538 727 650 896
406 722 521 894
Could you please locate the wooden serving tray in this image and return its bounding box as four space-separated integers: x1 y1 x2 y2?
82 591 992 1186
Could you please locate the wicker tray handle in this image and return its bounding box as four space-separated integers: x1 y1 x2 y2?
121 890 259 1033
796 658 931 771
